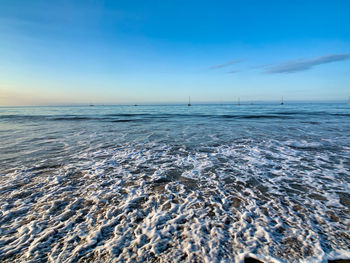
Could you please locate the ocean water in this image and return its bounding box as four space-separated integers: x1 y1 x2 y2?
0 103 349 263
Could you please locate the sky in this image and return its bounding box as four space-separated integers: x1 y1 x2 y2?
0 0 350 105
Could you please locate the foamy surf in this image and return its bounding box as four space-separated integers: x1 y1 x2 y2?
0 104 349 262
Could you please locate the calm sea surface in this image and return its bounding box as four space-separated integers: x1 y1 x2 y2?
0 104 349 262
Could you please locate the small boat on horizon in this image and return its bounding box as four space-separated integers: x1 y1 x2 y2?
281 96 284 105
187 96 191 106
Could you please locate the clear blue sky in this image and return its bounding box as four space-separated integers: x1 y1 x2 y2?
0 0 349 105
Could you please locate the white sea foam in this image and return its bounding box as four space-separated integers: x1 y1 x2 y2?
0 137 349 262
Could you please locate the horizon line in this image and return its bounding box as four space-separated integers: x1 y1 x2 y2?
1 99 349 107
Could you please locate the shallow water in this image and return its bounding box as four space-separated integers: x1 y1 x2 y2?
0 104 349 262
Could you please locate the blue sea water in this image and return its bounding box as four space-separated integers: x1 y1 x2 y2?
0 103 349 262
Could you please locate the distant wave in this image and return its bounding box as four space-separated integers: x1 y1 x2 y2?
219 114 292 119
51 117 93 121
0 112 349 122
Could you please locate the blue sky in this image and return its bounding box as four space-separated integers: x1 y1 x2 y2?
0 0 349 105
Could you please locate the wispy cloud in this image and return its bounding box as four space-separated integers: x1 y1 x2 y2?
265 53 350 74
250 63 273 69
227 70 239 74
210 59 244 69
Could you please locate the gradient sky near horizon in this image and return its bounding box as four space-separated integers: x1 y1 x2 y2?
0 0 350 105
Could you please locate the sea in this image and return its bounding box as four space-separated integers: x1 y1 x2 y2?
0 103 349 263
